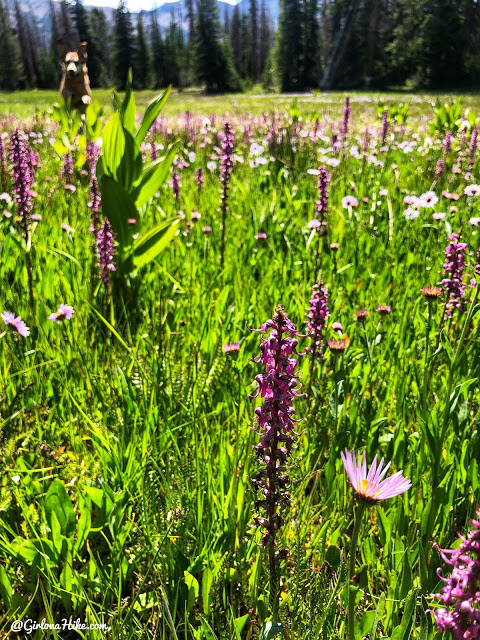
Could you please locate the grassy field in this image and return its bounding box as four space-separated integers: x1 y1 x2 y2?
3 87 480 118
0 90 479 639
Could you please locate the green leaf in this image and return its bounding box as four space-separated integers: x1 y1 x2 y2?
202 567 214 615
184 570 199 613
259 621 283 640
45 479 76 538
132 141 180 207
369 592 385 639
53 139 68 156
135 86 171 145
390 589 417 640
0 565 12 607
100 174 138 251
121 218 179 274
116 130 142 193
102 111 125 179
235 614 249 637
120 70 136 135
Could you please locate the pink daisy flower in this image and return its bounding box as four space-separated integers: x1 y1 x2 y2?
48 304 74 323
342 196 359 209
341 448 411 503
1 311 30 337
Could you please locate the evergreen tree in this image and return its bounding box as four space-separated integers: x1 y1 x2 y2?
59 0 78 47
194 0 241 92
89 8 111 86
150 11 164 88
112 0 135 90
303 0 319 87
230 5 242 76
276 0 304 90
134 14 151 89
0 0 24 90
248 0 259 81
258 0 272 79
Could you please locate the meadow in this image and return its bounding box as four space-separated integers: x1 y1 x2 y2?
0 88 480 640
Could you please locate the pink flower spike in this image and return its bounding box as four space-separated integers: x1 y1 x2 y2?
49 304 74 323
1 311 30 337
341 448 411 503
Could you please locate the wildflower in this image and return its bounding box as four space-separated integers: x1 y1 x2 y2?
97 220 116 286
355 309 368 322
61 222 73 232
442 191 460 200
171 169 180 201
404 208 420 220
151 141 157 161
314 166 330 234
255 232 267 240
207 161 217 171
202 226 212 233
62 153 73 184
48 304 74 323
435 158 445 177
468 126 477 172
379 189 388 196
464 184 480 197
332 321 343 334
342 196 359 209
422 285 442 300
64 184 76 192
377 304 392 315
0 136 6 187
306 283 330 358
443 130 452 156
380 108 388 146
441 232 467 316
308 219 321 229
194 167 204 191
10 130 34 236
250 306 304 614
219 122 234 267
330 242 340 251
328 337 349 353
341 448 411 504
223 342 240 354
31 213 42 221
341 96 351 136
476 250 480 277
431 507 480 640
1 311 30 337
433 212 447 220
419 191 439 208
86 140 98 178
191 211 201 220
0 192 11 203
469 217 480 226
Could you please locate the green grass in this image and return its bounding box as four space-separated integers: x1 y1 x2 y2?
0 91 479 639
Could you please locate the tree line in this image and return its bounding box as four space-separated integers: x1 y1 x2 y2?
0 0 479 93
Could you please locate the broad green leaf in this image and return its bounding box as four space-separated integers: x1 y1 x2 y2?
132 142 180 207
184 570 199 613
202 567 213 615
102 112 125 179
135 86 171 145
73 501 91 556
100 174 138 251
121 219 179 274
235 614 249 637
390 590 417 640
53 140 68 156
116 130 142 193
121 70 136 135
259 621 283 640
45 479 76 538
0 565 12 607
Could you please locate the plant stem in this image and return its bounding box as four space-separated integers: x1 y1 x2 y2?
348 500 367 640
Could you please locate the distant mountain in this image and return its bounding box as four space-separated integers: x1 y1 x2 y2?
16 0 279 45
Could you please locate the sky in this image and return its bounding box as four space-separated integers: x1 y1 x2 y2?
89 0 237 8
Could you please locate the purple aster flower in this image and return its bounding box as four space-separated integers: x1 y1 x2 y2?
96 219 116 286
381 108 388 146
440 232 467 316
49 304 74 322
223 341 240 354
436 158 445 177
341 448 411 503
1 311 30 337
250 305 305 614
62 153 73 184
431 507 480 640
306 283 329 358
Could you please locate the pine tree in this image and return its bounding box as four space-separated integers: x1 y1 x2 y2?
258 0 272 79
249 0 259 81
230 5 242 76
72 0 104 88
303 0 319 87
134 14 151 89
112 0 135 90
58 0 78 47
0 0 24 90
194 0 241 92
89 8 111 86
276 0 304 90
150 11 164 88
